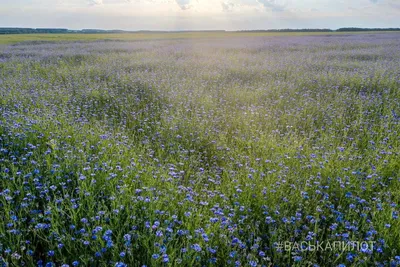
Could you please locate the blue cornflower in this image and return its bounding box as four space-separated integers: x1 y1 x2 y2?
106 240 114 248
346 253 355 262
293 256 302 262
249 261 257 267
208 247 217 254
156 230 163 237
393 211 399 219
162 254 169 263
192 244 202 252
105 229 112 235
123 234 131 241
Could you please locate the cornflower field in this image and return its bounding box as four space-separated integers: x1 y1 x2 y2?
0 32 400 267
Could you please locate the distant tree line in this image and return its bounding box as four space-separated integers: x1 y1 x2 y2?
240 28 400 33
0 28 69 34
0 28 130 34
240 29 334 32
336 27 400 32
0 28 230 34
0 27 399 35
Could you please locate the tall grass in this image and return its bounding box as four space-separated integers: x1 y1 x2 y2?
1 33 400 266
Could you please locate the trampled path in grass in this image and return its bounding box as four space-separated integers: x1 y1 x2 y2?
0 33 400 266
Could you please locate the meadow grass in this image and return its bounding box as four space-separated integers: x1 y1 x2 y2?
0 31 399 45
0 33 400 266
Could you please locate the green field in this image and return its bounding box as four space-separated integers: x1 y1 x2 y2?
1 32 400 266
1 31 399 45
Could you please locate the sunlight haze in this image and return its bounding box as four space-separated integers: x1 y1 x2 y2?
0 0 399 30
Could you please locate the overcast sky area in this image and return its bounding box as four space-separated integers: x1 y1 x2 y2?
0 0 399 31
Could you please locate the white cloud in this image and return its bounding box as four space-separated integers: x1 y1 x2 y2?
256 0 286 12
1 0 399 30
88 0 103 5
221 1 236 12
175 0 192 10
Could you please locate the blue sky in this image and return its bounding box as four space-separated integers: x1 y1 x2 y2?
0 0 399 30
